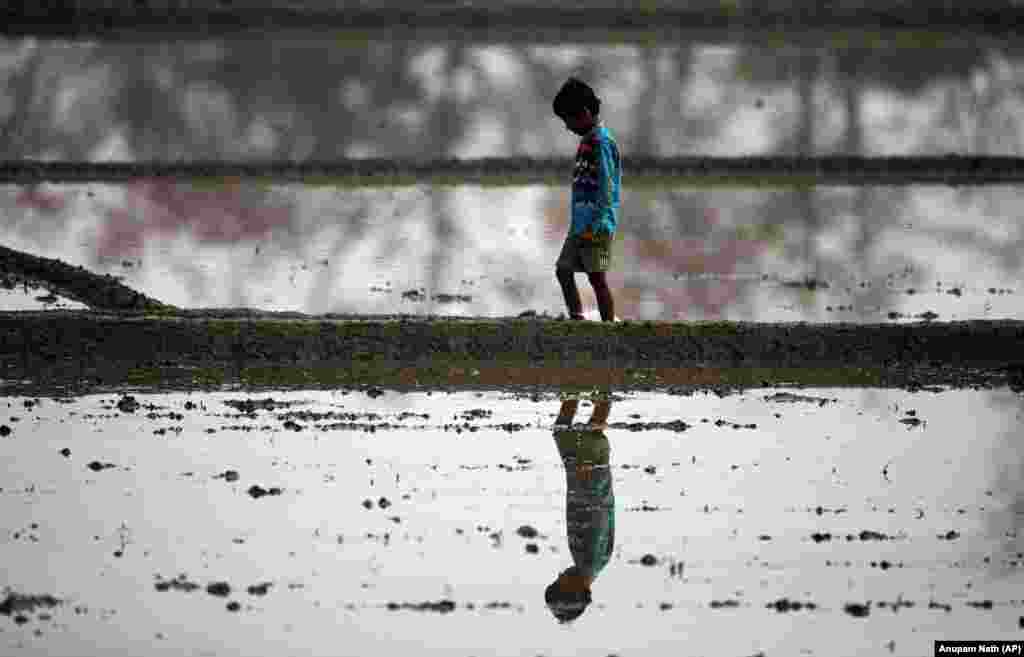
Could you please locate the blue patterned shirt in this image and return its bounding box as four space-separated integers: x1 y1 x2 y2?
569 123 621 239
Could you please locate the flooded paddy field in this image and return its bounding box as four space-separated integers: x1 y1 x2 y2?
0 383 1022 656
7 16 1024 655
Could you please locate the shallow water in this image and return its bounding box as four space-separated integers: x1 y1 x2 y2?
3 184 1023 324
1 385 1021 656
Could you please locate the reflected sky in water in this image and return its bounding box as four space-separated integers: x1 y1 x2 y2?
0 386 1021 656
1 182 1021 323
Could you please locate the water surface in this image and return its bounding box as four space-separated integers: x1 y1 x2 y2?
1 386 1021 656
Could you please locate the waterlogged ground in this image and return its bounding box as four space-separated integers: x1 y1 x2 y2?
1 385 1023 656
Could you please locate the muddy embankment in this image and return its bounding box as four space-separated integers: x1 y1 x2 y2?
2 243 1024 397
0 244 178 314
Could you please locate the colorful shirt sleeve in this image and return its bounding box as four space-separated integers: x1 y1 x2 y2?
594 137 620 236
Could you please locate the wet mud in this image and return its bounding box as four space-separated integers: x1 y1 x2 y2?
0 244 177 314
1 307 1023 398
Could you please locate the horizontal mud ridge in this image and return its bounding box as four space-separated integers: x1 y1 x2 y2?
1 309 1023 395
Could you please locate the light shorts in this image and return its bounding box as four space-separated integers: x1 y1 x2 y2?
555 231 614 273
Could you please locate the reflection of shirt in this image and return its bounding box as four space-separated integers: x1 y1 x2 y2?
569 123 621 239
554 430 615 579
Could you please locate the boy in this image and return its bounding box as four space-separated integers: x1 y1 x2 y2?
545 395 615 624
552 77 622 322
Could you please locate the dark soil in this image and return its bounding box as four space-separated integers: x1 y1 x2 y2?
0 306 1022 397
0 243 177 314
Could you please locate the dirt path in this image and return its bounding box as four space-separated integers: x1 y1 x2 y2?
1 308 1022 398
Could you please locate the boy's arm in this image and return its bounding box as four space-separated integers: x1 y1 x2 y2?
592 139 618 237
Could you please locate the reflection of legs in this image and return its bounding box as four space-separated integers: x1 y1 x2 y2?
556 267 584 319
587 271 615 322
588 398 611 429
556 399 579 426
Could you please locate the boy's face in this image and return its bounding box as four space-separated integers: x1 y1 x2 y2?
562 108 594 136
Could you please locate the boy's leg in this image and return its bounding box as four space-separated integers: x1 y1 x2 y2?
556 267 584 319
586 271 615 322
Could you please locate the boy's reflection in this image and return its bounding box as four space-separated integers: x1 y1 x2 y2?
544 394 615 624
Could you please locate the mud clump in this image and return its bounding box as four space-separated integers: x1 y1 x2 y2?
0 425 10 437
0 243 178 313
844 602 871 617
247 485 283 498
0 592 61 619
223 397 299 414
246 583 272 596
86 460 117 472
206 582 231 597
117 395 141 413
709 599 741 609
767 598 817 613
154 575 201 593
516 525 539 539
876 597 914 611
214 469 240 482
764 392 836 406
385 600 456 613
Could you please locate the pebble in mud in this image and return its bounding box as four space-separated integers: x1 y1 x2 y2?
0 424 10 437
640 554 658 566
59 447 70 457
86 461 117 472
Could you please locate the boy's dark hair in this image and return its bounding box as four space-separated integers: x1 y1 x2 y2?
544 568 593 624
553 77 601 120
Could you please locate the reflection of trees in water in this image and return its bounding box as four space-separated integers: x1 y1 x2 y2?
2 37 1024 315
980 389 1024 580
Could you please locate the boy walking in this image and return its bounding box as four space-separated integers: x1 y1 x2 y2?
553 77 621 322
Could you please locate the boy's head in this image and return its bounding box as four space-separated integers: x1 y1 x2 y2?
544 566 593 624
553 77 601 136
